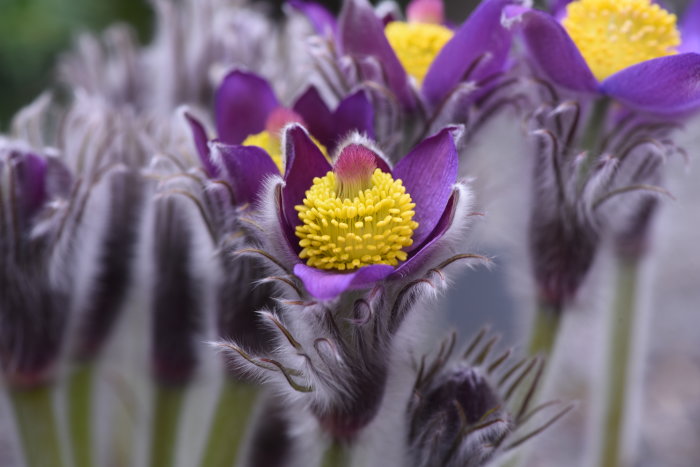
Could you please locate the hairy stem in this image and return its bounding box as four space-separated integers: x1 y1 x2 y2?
198 380 258 467
149 385 185 467
68 363 95 467
598 257 640 467
321 441 350 467
528 301 562 356
10 385 67 467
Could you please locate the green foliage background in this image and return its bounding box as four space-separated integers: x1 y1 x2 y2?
0 0 152 128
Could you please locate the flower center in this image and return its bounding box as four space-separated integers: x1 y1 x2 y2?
562 0 680 81
385 21 454 84
242 107 327 173
295 144 418 271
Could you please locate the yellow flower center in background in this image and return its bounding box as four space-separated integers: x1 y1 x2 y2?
563 0 680 81
242 131 328 174
385 21 454 84
295 169 418 271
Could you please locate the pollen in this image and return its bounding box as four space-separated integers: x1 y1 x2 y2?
295 169 419 271
385 21 454 84
242 131 328 174
563 0 680 81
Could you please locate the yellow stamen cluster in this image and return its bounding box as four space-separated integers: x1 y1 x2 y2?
242 131 329 173
385 21 454 84
295 169 419 271
563 0 680 81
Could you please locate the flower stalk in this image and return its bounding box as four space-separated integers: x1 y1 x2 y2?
9 385 67 467
150 385 185 467
528 301 562 356
321 441 351 467
198 380 258 467
597 256 641 467
67 363 96 467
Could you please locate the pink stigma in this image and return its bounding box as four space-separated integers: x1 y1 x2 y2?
265 107 306 134
406 0 444 24
334 144 378 184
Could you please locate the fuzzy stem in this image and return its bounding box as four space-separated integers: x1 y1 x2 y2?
68 363 95 467
9 385 67 467
598 257 640 467
149 385 185 467
581 97 611 156
198 379 258 467
321 441 350 467
528 301 562 356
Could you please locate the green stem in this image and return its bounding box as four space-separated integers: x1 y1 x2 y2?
528 301 562 356
150 385 186 467
198 379 258 467
68 363 95 467
321 441 350 467
598 257 640 467
9 385 67 467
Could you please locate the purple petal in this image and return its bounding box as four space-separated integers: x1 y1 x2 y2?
282 125 333 233
212 143 279 207
393 127 458 249
422 0 513 106
292 86 335 148
601 53 700 115
185 112 218 177
289 0 337 36
12 151 48 218
390 189 457 279
681 0 700 53
338 0 414 109
506 7 598 93
294 263 394 299
215 70 279 145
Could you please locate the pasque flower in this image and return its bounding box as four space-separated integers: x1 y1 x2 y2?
186 68 374 196
228 123 468 300
506 0 700 114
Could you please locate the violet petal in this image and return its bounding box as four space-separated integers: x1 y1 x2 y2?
390 189 457 279
294 263 394 300
185 112 218 177
338 0 414 109
423 0 513 106
681 0 700 53
393 127 458 249
289 0 338 36
215 70 279 145
282 125 332 232
212 143 279 207
601 53 700 115
333 90 376 147
506 6 598 93
293 86 335 150
13 151 47 218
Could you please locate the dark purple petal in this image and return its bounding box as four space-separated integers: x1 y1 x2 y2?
185 112 218 177
13 151 47 218
282 125 333 232
422 0 513 106
338 0 414 109
390 189 457 279
289 0 337 36
294 87 376 153
332 90 376 145
215 70 279 145
294 263 394 299
212 143 279 207
393 127 458 249
601 53 700 115
506 6 599 93
681 0 700 53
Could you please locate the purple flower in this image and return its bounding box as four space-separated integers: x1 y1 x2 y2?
185 69 374 205
252 123 470 300
506 0 700 115
336 0 515 109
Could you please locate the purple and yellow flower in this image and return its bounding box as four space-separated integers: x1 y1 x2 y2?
506 0 700 114
336 0 515 109
186 69 374 205
256 124 466 300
